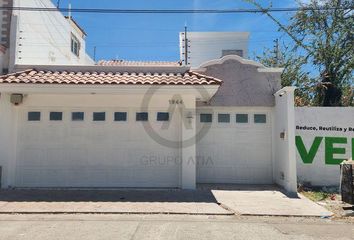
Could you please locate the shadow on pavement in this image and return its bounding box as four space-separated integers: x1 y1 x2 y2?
0 189 218 203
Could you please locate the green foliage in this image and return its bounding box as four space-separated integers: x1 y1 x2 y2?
301 191 331 202
255 43 312 106
249 0 354 106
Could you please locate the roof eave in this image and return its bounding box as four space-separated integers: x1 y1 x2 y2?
0 83 221 102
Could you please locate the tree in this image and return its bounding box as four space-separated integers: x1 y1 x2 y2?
255 40 312 106
247 0 354 106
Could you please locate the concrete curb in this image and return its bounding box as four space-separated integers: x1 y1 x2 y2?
0 211 333 218
216 202 333 218
238 213 334 218
0 211 235 215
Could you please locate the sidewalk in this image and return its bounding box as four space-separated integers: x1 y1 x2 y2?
0 185 333 217
0 189 231 215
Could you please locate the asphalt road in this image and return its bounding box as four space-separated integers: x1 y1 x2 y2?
0 214 352 240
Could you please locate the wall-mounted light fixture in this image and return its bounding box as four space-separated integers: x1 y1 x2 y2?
10 94 23 106
278 91 286 97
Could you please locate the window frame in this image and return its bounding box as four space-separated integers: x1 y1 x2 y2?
28 111 41 122
254 114 267 124
221 49 243 57
136 112 149 122
49 111 63 121
72 112 85 121
236 113 249 124
114 112 128 122
200 113 213 123
156 112 169 122
70 33 81 57
218 113 230 123
93 112 106 122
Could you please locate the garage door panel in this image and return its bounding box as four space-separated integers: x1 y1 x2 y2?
197 109 273 184
18 148 44 167
16 169 40 186
15 108 180 188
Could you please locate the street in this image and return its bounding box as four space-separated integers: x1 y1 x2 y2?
0 214 352 240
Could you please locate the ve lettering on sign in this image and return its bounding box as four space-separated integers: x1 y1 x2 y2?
295 136 354 165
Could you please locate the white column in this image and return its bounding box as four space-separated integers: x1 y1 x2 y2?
181 95 196 189
285 88 297 194
273 87 297 195
0 93 17 188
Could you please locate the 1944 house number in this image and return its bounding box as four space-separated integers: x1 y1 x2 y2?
169 99 184 105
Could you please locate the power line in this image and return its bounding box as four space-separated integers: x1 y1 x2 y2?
1 6 353 14
19 38 279 48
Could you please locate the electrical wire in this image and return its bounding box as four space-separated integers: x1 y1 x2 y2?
1 6 353 14
21 22 285 33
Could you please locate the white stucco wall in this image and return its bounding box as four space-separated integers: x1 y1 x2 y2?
273 87 297 194
296 107 354 187
10 0 93 69
180 32 250 68
0 93 18 188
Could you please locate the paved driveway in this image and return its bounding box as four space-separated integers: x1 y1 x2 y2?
0 185 332 217
207 185 333 217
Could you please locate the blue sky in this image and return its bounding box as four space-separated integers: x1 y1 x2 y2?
54 0 300 62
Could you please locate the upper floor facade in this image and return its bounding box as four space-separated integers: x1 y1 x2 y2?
179 32 250 68
0 0 94 75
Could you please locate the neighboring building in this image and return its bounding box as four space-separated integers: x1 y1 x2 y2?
0 0 13 74
179 32 250 68
97 60 182 67
0 0 94 75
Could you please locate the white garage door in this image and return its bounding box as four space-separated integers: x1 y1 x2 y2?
196 109 273 184
15 108 180 188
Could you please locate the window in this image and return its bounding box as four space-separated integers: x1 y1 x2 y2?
50 112 63 121
218 114 230 123
72 112 84 121
157 112 169 121
114 112 127 122
254 114 267 123
93 112 105 121
222 49 243 57
200 114 212 123
236 114 248 123
136 112 148 121
28 112 40 121
71 34 80 56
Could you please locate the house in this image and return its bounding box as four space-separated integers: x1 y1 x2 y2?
0 0 298 194
0 55 297 193
179 32 250 67
0 0 94 75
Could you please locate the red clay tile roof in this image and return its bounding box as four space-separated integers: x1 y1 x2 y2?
97 60 182 67
0 69 222 85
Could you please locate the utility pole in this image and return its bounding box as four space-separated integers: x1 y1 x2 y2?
68 2 72 19
274 38 279 67
184 25 188 66
93 46 97 62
